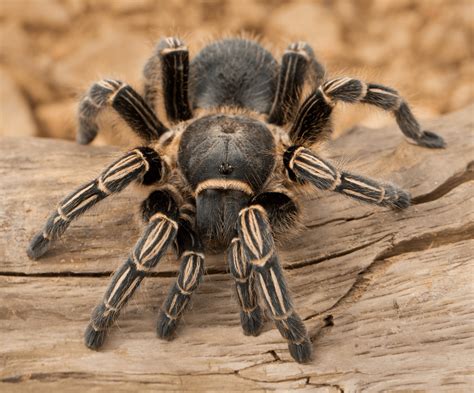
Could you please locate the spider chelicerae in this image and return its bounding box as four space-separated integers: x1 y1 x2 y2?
27 37 445 363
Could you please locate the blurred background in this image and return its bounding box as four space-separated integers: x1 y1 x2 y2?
0 0 472 144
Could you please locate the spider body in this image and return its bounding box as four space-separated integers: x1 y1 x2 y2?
190 39 277 112
28 37 445 363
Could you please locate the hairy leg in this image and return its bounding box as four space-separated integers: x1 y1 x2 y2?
238 205 312 363
227 237 264 336
85 190 179 349
268 41 325 126
156 218 204 340
77 79 167 144
284 146 410 208
290 77 445 148
143 37 192 123
27 147 165 259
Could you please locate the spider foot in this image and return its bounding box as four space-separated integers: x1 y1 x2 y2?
388 186 411 210
240 306 264 336
415 130 446 149
156 310 178 341
84 323 107 350
288 338 313 364
27 232 51 260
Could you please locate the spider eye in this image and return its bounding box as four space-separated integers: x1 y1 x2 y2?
219 162 234 175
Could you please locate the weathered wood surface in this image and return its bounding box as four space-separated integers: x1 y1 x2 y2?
1 106 473 392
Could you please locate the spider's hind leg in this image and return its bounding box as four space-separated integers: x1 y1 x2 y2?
268 41 325 126
77 79 167 144
324 78 445 148
325 78 445 147
289 77 446 148
143 37 192 123
156 207 205 340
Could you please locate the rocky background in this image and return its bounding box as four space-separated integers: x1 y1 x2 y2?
0 0 472 144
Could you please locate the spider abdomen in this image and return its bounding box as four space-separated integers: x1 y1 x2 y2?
190 38 278 113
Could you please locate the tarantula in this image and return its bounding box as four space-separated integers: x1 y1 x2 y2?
27 37 445 363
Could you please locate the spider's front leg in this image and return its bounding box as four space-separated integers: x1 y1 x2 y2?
237 205 312 363
143 37 192 123
227 237 264 336
27 147 165 260
228 192 299 337
157 213 205 340
85 190 179 349
284 146 411 209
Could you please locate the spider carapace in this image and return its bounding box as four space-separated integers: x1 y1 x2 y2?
27 37 445 363
179 114 276 251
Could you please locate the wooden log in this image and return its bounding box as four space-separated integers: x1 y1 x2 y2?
1 106 473 392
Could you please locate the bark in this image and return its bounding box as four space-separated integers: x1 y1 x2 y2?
1 106 473 392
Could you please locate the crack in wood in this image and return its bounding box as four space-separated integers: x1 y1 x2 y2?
412 161 474 204
267 350 281 362
235 371 313 385
307 382 345 393
0 266 229 279
305 222 474 325
305 212 375 230
374 222 474 260
284 234 392 270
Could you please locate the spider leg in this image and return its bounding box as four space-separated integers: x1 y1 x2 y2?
77 79 167 144
157 217 204 340
284 146 411 209
227 237 264 336
290 77 445 148
228 192 298 336
268 41 325 126
85 190 179 349
27 147 165 260
143 37 192 123
237 205 312 363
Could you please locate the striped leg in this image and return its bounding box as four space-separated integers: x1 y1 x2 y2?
143 37 192 123
238 205 312 363
85 191 179 349
157 221 204 340
77 79 167 144
227 238 264 336
289 88 333 146
268 41 325 126
284 146 411 209
290 77 445 147
27 147 165 260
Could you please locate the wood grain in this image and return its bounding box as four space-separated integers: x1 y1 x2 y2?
1 106 473 392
